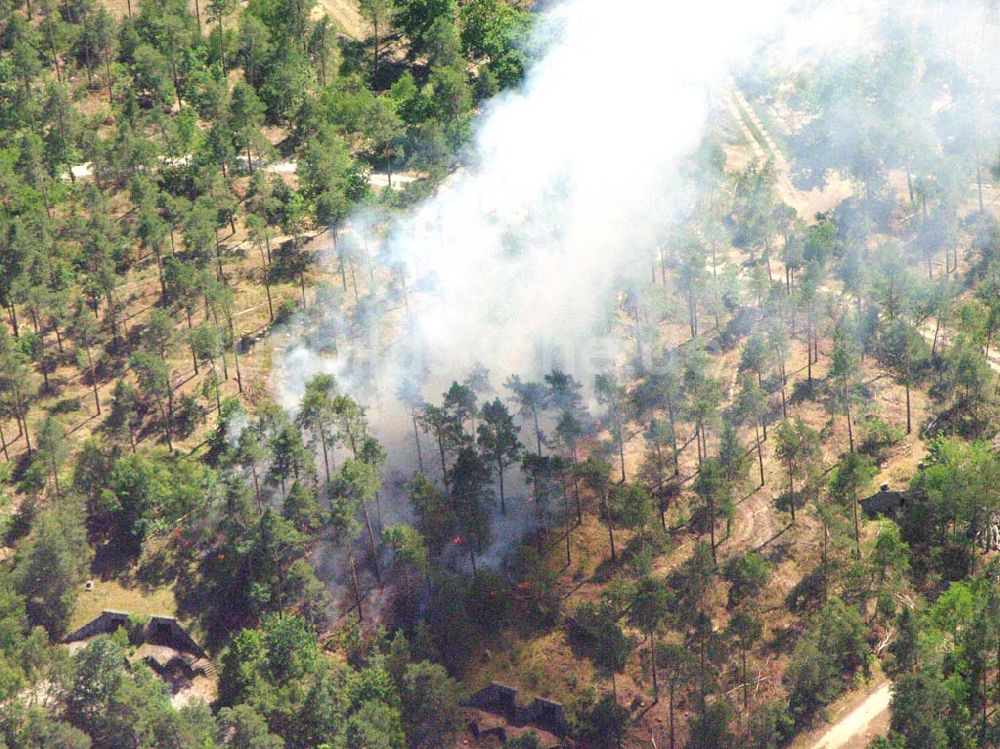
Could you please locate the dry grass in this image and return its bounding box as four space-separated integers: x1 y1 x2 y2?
69 577 180 633
453 284 938 743
461 628 598 708
453 158 945 748
312 0 365 38
789 663 890 749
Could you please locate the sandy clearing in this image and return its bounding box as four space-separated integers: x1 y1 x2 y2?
311 0 365 38
809 682 892 749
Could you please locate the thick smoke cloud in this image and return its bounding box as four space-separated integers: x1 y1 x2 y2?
277 0 996 576
276 0 801 408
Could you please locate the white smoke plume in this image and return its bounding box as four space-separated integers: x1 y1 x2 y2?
277 0 997 574
277 0 798 404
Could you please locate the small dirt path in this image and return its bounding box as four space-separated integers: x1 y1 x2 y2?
728 85 852 222
808 681 892 749
918 320 1000 373
68 158 416 192
729 93 895 749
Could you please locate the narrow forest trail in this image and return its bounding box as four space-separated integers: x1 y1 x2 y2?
729 86 798 204
67 158 416 192
724 358 780 555
728 85 897 749
918 319 1000 374
806 681 892 749
728 86 852 221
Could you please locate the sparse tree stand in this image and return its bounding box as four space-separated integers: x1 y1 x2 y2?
69 300 101 415
130 350 173 453
774 418 820 524
595 372 629 482
754 415 765 486
449 446 492 578
630 576 667 704
562 464 572 564
360 435 387 534
206 279 243 396
3 341 34 457
829 452 876 559
727 611 762 713
684 349 721 470
397 383 425 473
283 194 310 308
885 319 928 437
335 458 382 586
237 425 266 512
137 201 169 304
659 368 685 477
658 643 689 749
297 374 338 484
613 680 623 749
419 402 463 499
506 375 548 457
230 82 269 176
831 325 860 453
477 398 521 515
694 459 725 564
207 0 236 75
109 381 139 453
360 0 394 83
350 552 364 623
226 311 243 395
36 415 67 498
819 504 831 603
579 459 615 563
412 409 424 472
191 324 224 413
363 496 381 586
555 408 585 523
769 323 790 420
246 214 274 322
842 380 854 452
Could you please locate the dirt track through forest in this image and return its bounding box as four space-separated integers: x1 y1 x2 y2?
729 86 894 748
808 682 892 749
728 86 851 221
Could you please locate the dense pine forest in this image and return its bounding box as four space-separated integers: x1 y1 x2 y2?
0 0 996 747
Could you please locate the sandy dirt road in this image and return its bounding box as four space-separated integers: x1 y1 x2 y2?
728 88 895 749
728 86 852 222
808 682 892 749
918 321 1000 373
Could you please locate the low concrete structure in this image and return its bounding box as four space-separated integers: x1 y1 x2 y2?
64 609 132 641
860 483 906 518
463 682 571 736
64 610 207 659
64 611 215 707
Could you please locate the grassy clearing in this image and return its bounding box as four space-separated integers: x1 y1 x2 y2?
69 577 179 633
